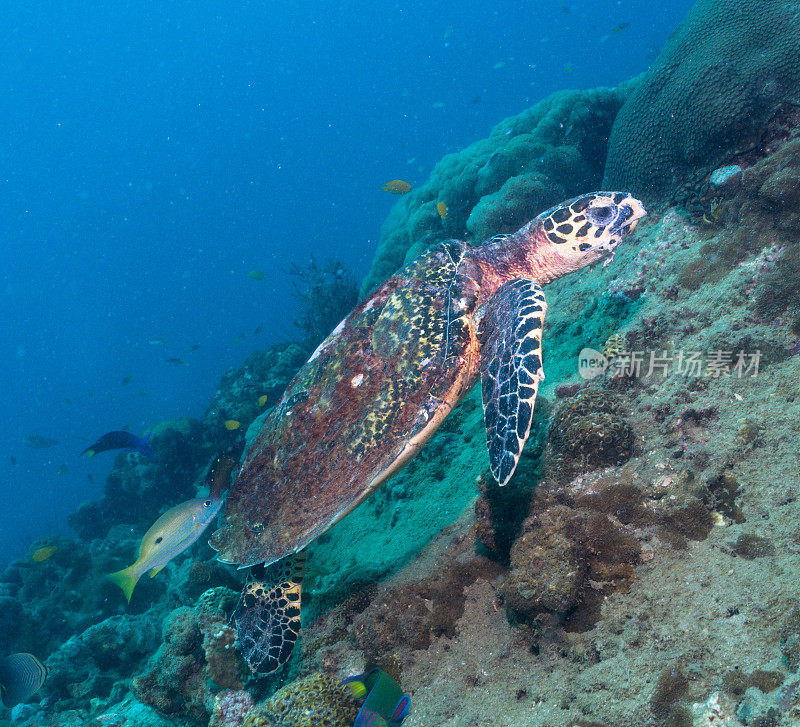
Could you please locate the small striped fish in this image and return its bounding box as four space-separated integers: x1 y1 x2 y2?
0 652 48 708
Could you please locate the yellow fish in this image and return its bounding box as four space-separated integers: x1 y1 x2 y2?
224 419 241 431
382 179 412 194
248 270 266 280
436 201 448 220
31 546 58 563
108 494 224 602
258 395 268 406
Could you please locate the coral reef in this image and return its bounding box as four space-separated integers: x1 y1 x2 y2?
547 387 634 481
289 258 359 349
0 534 135 659
69 418 210 541
131 607 216 724
132 589 245 725
204 343 310 453
44 614 161 710
243 672 359 727
603 0 800 200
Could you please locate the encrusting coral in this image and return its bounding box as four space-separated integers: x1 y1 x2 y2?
547 387 634 481
242 672 360 727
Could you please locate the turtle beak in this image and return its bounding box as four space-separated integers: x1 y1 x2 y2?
613 195 647 236
601 196 646 267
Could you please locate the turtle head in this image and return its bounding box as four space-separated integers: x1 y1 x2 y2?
536 191 646 269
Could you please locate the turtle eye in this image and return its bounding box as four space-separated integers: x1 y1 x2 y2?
203 499 213 508
590 204 615 224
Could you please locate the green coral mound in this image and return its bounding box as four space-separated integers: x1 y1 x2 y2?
362 85 629 294
244 672 359 727
603 0 800 200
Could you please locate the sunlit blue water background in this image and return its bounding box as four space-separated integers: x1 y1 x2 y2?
0 0 694 565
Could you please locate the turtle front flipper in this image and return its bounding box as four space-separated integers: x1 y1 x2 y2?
233 551 306 674
479 278 547 486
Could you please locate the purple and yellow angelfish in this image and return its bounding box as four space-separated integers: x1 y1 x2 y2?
108 454 235 602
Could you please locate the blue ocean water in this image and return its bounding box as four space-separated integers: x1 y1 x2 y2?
0 0 694 566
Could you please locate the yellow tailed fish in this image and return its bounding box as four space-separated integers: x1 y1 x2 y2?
108 455 235 602
224 419 241 431
0 653 48 708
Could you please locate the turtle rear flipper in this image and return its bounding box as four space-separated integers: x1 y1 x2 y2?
234 551 306 674
479 278 547 486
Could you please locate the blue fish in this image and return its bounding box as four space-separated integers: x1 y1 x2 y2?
81 431 154 458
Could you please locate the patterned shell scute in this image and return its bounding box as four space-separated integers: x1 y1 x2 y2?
210 239 481 568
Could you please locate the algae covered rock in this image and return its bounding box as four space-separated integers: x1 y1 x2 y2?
604 0 800 199
505 505 587 616
44 613 161 708
504 494 641 629
244 672 359 727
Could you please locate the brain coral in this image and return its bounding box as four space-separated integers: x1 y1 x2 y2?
548 388 634 480
244 672 359 727
603 0 800 200
362 85 630 294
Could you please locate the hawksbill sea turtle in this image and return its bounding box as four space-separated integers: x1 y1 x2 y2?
209 191 646 674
